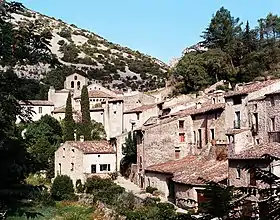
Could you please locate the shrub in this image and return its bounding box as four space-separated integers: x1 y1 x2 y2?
58 27 72 40
57 39 65 46
51 175 74 201
76 179 84 193
146 186 157 194
109 171 118 181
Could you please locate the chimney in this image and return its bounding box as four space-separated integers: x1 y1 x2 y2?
196 102 201 109
80 135 84 142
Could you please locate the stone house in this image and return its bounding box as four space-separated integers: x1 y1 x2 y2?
64 73 89 93
145 155 228 210
228 142 280 188
18 100 54 122
123 104 159 132
55 140 116 184
224 79 280 153
136 103 227 188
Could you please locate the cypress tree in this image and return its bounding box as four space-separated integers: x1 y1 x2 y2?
64 92 75 141
80 85 92 140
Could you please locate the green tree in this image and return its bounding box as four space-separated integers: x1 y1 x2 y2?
202 7 242 50
51 175 74 201
24 115 62 178
64 92 75 141
174 52 209 93
80 86 91 140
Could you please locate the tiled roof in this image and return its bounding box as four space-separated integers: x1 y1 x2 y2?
143 116 158 126
19 100 54 106
265 90 280 96
145 156 198 174
146 156 228 185
75 90 114 99
225 128 251 135
173 159 228 185
229 142 280 159
65 141 115 154
225 79 280 98
52 106 76 113
173 103 225 117
124 104 156 114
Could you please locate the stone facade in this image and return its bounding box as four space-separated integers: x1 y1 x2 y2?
55 141 116 184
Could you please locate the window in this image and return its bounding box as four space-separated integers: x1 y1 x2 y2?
71 149 75 158
98 155 100 157
179 120 184 129
249 168 256 186
198 129 202 148
210 128 215 140
212 98 215 104
254 104 257 111
63 148 65 158
270 117 275 131
234 111 241 129
136 113 140 120
236 167 241 179
38 107 42 114
71 163 74 171
59 163 61 175
74 75 77 80
233 96 242 105
256 139 260 145
179 133 185 142
71 81 74 88
175 149 180 159
91 164 96 173
193 131 196 143
77 81 81 90
100 164 110 172
139 156 143 170
271 96 275 106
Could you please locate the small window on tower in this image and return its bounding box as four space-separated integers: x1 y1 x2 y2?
179 120 184 129
74 75 77 80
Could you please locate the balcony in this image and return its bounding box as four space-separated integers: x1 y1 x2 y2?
234 120 241 129
268 131 280 143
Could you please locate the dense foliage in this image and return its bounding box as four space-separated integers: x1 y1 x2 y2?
80 85 92 140
174 7 280 93
64 92 75 141
24 115 63 178
51 175 75 201
121 131 137 176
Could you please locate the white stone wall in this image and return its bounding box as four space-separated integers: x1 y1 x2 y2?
55 143 84 185
48 90 69 108
123 113 138 133
90 110 104 124
18 105 54 122
83 153 116 174
88 83 116 96
145 172 170 198
64 73 89 91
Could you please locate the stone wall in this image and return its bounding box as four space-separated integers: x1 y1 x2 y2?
145 172 171 198
174 183 199 209
55 143 84 184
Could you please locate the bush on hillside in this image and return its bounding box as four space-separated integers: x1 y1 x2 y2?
146 186 158 194
76 179 84 193
51 175 74 201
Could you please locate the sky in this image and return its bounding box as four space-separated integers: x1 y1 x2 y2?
17 0 280 63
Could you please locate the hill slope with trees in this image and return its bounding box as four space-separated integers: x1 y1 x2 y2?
174 7 280 94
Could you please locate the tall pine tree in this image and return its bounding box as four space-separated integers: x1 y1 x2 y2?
64 92 75 141
80 86 92 140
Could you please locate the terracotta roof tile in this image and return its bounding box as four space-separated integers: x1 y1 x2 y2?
65 141 115 154
124 104 156 114
173 159 228 185
145 156 197 174
19 100 54 106
146 156 228 185
229 142 280 159
225 79 280 98
173 103 225 117
75 90 114 99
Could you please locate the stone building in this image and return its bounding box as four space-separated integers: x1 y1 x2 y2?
145 155 228 209
136 102 227 189
55 140 116 184
17 100 54 122
224 79 280 154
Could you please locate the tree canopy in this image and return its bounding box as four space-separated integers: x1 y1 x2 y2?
174 7 280 94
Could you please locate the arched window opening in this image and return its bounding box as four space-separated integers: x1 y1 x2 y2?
77 81 81 90
71 81 74 88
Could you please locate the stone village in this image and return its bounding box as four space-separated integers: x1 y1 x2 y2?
19 72 280 210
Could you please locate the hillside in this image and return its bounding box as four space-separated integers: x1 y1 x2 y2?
9 6 169 92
